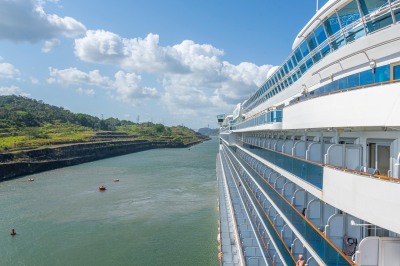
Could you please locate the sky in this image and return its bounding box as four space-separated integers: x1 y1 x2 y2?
0 0 328 129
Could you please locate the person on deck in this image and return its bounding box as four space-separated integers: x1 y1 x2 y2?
296 254 305 266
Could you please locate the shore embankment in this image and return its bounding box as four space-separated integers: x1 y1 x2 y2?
0 138 208 181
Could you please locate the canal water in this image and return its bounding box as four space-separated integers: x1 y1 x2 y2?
0 138 219 266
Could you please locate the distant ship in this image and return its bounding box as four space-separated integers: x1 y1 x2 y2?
217 0 400 265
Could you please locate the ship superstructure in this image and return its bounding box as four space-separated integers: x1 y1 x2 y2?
217 0 400 265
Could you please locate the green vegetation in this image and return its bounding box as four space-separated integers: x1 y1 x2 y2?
0 95 206 152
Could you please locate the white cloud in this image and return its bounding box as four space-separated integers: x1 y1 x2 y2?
0 0 86 42
0 62 20 79
48 67 159 105
42 38 60 53
76 87 95 96
30 77 39 84
74 30 272 117
0 85 29 96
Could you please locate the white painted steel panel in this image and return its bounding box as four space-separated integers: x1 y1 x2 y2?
323 167 400 234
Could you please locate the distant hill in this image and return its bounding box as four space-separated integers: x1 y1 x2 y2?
0 95 207 152
198 127 219 136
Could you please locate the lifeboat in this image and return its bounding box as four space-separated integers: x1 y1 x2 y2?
98 186 106 191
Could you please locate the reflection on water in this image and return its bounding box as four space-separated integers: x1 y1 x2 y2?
0 138 219 266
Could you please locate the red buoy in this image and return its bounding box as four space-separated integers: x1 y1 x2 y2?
11 229 16 236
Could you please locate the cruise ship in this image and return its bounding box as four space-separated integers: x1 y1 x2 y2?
216 0 400 265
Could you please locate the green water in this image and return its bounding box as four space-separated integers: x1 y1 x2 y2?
0 138 219 266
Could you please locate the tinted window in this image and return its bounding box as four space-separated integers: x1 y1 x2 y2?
292 74 298 82
324 13 341 36
313 51 322 64
300 64 307 74
287 59 294 71
321 45 331 57
300 41 310 57
395 8 400 22
338 1 361 28
314 24 327 44
306 58 313 69
306 33 318 51
358 0 389 16
283 63 289 74
295 48 303 62
291 55 298 67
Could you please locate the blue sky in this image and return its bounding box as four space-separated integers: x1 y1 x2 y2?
0 0 328 129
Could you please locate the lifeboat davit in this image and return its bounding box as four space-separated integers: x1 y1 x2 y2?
98 186 106 191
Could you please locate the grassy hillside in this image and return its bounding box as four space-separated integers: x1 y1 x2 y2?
0 95 206 152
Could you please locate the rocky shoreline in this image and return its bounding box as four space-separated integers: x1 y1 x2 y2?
0 138 208 181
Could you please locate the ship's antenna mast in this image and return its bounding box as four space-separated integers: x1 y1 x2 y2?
316 0 319 12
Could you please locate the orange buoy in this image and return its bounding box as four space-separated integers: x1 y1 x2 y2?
11 229 16 236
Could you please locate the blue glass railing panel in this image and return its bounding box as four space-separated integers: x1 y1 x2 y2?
229 146 354 266
242 143 323 189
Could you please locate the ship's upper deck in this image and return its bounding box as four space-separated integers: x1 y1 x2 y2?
241 0 399 115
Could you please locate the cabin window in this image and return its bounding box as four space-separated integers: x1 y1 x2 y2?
300 40 310 57
291 54 298 67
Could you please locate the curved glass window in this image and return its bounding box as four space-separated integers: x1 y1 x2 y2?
306 58 313 69
321 44 331 57
312 51 322 63
294 48 303 62
284 79 288 88
300 63 307 74
283 63 289 75
292 73 298 82
291 54 298 67
395 8 400 22
359 0 389 15
300 41 310 57
287 59 294 71
331 35 345 50
324 13 341 36
280 68 285 78
296 69 302 79
338 0 365 42
314 24 327 44
306 33 318 51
